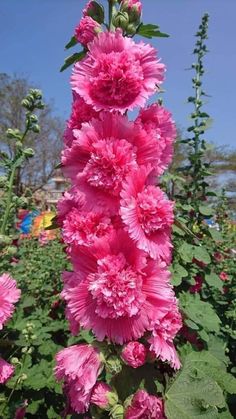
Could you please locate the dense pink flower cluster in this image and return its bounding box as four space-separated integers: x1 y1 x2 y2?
56 0 182 415
0 273 20 384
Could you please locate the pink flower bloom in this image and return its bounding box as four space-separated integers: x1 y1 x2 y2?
219 271 228 281
91 382 117 409
55 344 103 414
57 187 85 224
121 341 147 368
125 390 165 419
63 230 175 344
149 304 182 369
189 274 203 293
71 30 165 113
62 113 161 215
0 273 21 329
0 358 14 384
74 16 101 47
136 104 176 175
62 207 113 249
121 166 174 261
64 93 99 147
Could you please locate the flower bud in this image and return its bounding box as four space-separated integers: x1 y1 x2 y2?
91 382 118 410
112 11 129 30
23 148 35 158
32 124 40 133
125 23 137 35
106 355 122 376
6 128 22 140
120 0 142 23
11 357 20 365
83 1 105 24
110 404 124 419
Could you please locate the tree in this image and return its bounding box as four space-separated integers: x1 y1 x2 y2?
0 73 64 194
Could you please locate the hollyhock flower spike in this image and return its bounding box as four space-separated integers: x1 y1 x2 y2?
125 390 165 419
55 344 104 413
120 165 174 261
71 30 165 113
63 230 175 344
0 358 14 384
121 341 147 368
74 16 101 48
0 273 21 329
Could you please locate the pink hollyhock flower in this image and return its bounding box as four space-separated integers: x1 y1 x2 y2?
74 16 101 48
55 344 103 414
0 273 21 329
121 166 174 261
149 304 182 369
91 382 117 409
61 271 81 335
136 104 176 175
189 274 203 293
63 230 175 344
0 358 14 384
62 112 161 215
64 93 99 147
219 271 228 281
121 341 147 368
125 390 165 419
71 30 165 113
62 207 113 249
57 187 85 224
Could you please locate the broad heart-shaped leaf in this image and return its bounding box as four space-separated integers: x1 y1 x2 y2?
193 245 211 264
65 35 78 49
178 242 194 263
179 293 221 333
199 205 214 216
165 352 226 419
171 263 188 286
205 272 223 290
137 23 169 39
209 228 223 242
60 50 86 72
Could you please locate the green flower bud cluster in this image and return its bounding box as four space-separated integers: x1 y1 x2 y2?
112 0 142 35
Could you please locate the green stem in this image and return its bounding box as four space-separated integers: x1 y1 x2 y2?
109 0 116 31
0 164 17 235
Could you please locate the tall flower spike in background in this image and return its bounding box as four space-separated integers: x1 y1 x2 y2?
57 0 181 415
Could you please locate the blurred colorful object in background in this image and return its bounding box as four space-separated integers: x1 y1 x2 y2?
17 210 58 243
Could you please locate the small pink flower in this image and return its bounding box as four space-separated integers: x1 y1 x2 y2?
149 304 182 370
125 390 165 419
14 401 28 419
121 165 174 261
64 93 99 147
136 104 176 175
74 16 101 47
219 271 228 281
0 273 21 329
213 252 224 262
91 382 117 409
189 274 203 293
55 344 103 414
71 30 165 113
0 358 14 384
121 341 147 368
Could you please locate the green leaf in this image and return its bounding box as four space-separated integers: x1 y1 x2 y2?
137 23 169 39
205 273 223 290
65 35 78 49
179 242 194 263
171 263 188 286
60 50 86 72
209 228 223 242
180 293 221 333
193 245 211 264
165 352 226 419
199 205 214 216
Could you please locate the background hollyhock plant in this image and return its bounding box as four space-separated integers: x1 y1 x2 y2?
71 30 165 112
125 390 165 419
0 358 14 384
121 341 147 368
0 273 21 329
55 344 103 413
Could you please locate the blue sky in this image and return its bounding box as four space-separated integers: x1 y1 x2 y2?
0 0 235 147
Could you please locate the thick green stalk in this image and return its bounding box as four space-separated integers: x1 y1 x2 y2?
0 165 17 235
109 0 117 31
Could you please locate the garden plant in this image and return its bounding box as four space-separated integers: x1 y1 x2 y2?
0 1 235 418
